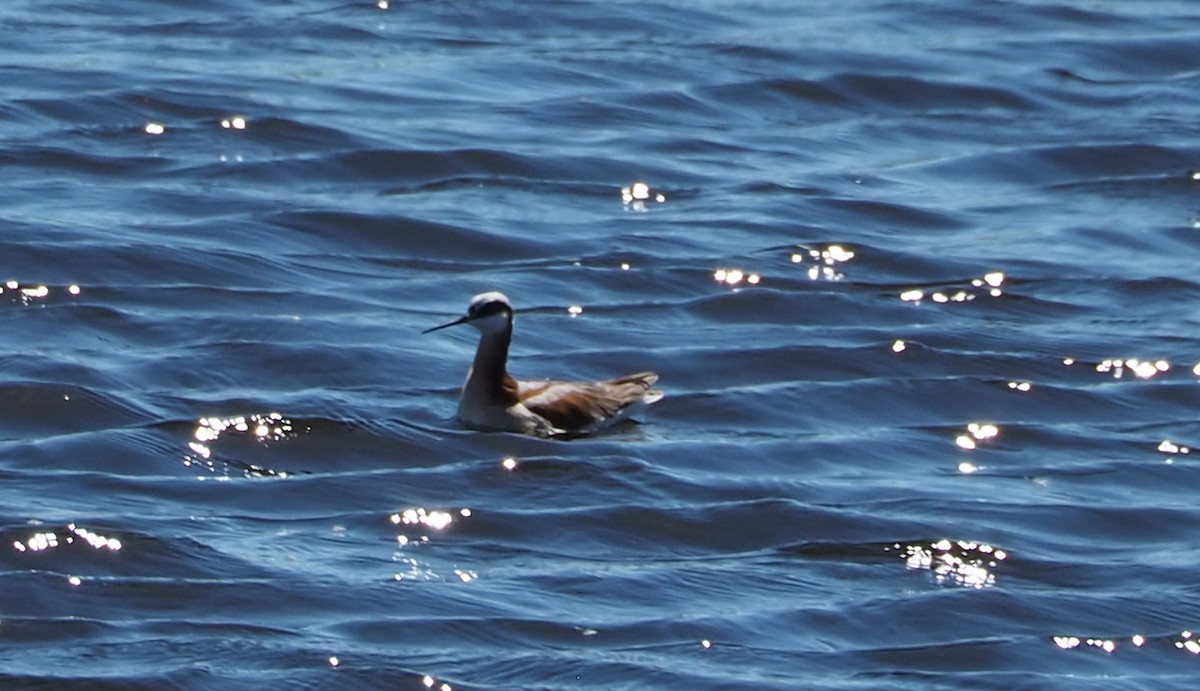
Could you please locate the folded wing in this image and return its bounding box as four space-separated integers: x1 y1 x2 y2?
519 371 662 434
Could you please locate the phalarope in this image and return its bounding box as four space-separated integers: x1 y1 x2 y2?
423 291 663 438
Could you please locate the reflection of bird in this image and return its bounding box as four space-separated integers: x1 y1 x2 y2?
424 292 662 437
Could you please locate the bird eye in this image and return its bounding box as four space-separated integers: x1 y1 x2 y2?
473 301 508 319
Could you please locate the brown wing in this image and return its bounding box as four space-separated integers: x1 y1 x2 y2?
519 372 659 433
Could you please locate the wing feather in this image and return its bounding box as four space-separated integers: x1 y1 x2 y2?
519 371 661 433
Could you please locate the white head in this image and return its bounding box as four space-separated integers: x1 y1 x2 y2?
423 291 514 336
463 291 513 335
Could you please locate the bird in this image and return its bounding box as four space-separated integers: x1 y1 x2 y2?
423 291 662 438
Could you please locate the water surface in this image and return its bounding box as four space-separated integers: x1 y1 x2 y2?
3 1 1200 688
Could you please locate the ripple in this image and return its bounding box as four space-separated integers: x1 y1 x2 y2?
6 0 1200 687
180 412 303 478
887 539 1009 589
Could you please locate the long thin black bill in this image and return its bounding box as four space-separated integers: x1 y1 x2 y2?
421 315 469 334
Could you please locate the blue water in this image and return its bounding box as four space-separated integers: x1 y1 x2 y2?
3 0 1200 688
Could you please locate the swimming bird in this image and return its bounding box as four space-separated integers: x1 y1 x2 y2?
423 291 663 438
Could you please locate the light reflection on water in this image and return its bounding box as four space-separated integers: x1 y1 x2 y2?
790 243 855 282
1 279 82 306
182 412 302 478
712 267 761 288
1053 629 1200 657
955 422 999 451
390 507 474 583
1157 439 1190 456
12 523 123 553
1062 357 1172 381
888 539 1007 589
1158 439 1192 465
422 674 455 691
899 271 1005 304
620 181 666 211
1095 358 1169 380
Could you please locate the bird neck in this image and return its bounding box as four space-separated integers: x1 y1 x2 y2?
465 325 516 403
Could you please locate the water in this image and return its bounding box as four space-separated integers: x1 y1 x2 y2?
2 0 1200 688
